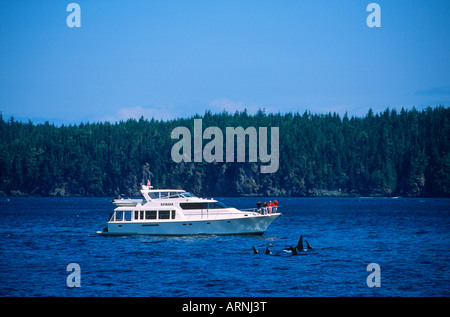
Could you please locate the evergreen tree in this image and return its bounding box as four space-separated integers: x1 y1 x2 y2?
0 107 448 197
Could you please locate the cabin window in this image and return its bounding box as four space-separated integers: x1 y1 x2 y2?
148 192 159 199
208 202 228 209
134 210 144 220
168 192 180 198
160 192 169 199
180 202 208 210
158 210 170 219
171 210 176 219
145 210 157 219
115 211 123 221
123 211 132 221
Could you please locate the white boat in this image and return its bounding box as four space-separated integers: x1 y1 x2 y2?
98 184 281 235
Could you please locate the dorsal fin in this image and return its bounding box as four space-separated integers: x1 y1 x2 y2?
296 235 303 250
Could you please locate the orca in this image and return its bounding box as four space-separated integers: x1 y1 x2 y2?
250 234 314 256
291 234 314 254
296 235 305 251
264 247 281 256
289 246 298 255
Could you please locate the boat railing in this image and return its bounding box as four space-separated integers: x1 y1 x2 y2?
241 207 280 215
184 208 279 220
239 208 256 212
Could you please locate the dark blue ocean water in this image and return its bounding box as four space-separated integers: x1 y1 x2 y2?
0 197 449 297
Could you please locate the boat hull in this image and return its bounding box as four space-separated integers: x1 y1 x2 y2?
101 213 281 236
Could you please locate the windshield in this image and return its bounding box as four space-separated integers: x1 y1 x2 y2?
214 201 229 208
180 192 196 198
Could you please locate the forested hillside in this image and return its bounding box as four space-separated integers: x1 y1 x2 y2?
0 106 449 197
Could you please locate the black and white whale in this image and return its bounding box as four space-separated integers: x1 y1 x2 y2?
288 246 298 255
252 246 277 255
296 235 304 251
296 234 313 251
252 234 313 256
251 246 274 255
286 235 313 255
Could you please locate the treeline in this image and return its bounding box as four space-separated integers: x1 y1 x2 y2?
0 106 449 197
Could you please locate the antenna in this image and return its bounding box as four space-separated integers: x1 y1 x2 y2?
142 163 154 189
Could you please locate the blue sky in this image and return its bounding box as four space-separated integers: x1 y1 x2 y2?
0 0 449 124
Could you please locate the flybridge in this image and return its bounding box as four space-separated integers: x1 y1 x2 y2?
170 118 279 173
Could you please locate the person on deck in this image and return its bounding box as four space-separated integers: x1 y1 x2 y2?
268 201 273 214
273 200 278 213
256 201 262 213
